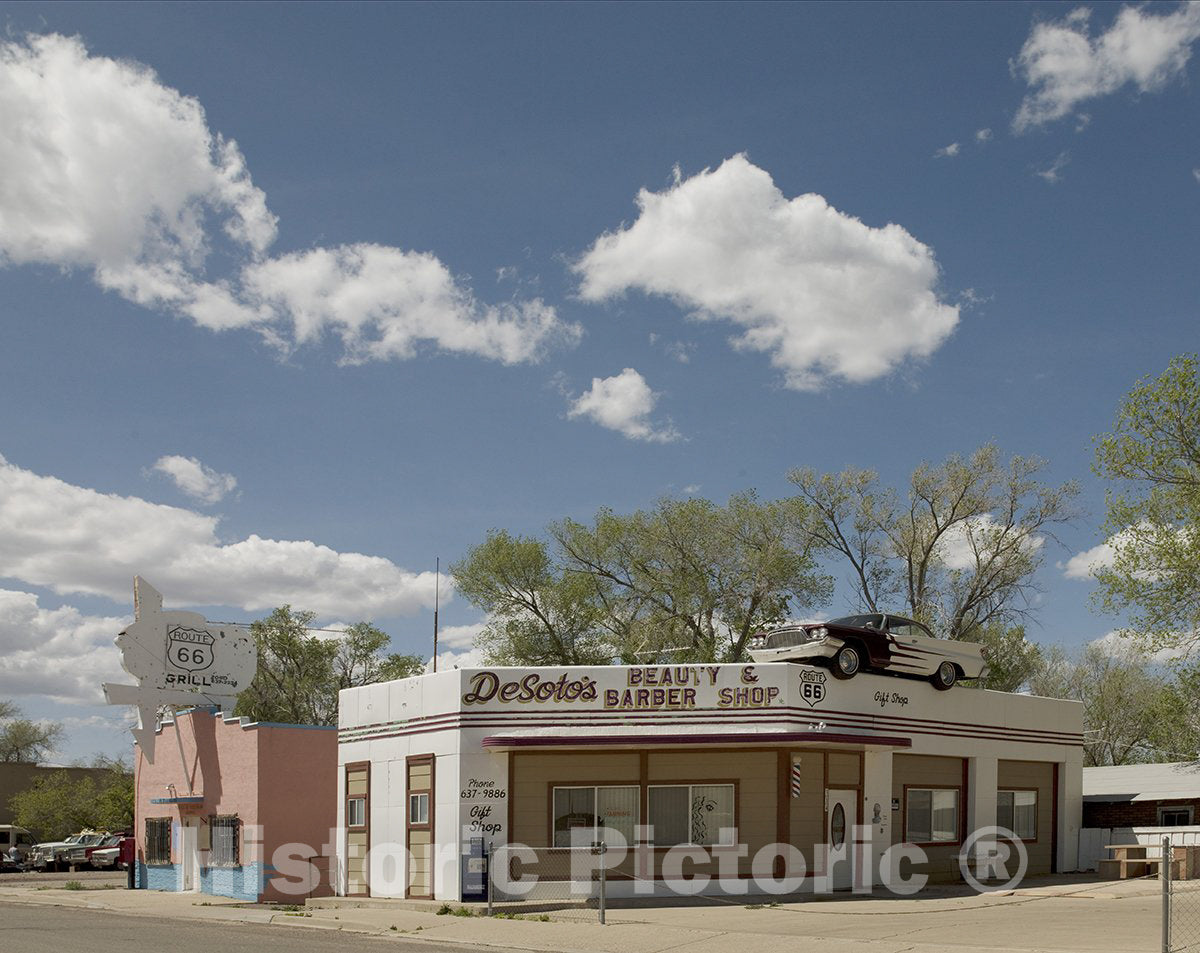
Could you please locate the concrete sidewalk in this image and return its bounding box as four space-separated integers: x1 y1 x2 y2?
0 875 1166 953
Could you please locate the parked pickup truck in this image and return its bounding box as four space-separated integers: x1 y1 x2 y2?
66 832 123 871
31 830 110 872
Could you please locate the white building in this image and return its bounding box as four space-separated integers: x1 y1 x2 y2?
336 662 1083 899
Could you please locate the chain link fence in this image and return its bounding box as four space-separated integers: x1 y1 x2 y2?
487 843 609 923
1163 836 1200 952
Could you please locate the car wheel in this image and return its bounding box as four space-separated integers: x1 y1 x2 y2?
832 645 862 679
932 661 958 691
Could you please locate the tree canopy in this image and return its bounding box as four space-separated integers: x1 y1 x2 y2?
452 492 831 665
10 758 133 840
1030 642 1195 766
789 444 1079 639
234 607 423 726
0 700 65 763
1093 354 1200 655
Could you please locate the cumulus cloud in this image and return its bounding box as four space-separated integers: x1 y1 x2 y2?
149 455 237 505
574 156 959 390
1091 628 1189 664
936 515 1044 572
934 142 961 158
0 589 128 704
566 368 682 443
0 33 577 365
1063 536 1118 579
241 245 572 365
1013 3 1200 132
0 453 439 618
975 128 994 143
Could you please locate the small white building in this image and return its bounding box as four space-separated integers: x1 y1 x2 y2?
335 662 1083 899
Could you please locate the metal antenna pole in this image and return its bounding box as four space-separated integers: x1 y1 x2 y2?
433 557 440 673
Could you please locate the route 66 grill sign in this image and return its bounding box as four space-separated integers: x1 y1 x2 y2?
104 577 257 762
166 627 215 672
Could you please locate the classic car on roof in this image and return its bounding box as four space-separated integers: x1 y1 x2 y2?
747 613 988 690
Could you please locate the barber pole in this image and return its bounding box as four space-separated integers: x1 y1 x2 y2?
791 758 803 798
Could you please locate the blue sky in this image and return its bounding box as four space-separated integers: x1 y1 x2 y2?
1 1 1197 762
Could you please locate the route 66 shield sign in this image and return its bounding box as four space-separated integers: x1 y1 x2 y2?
166 626 215 672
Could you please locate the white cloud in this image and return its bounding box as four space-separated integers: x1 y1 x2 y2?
427 646 486 672
936 515 1044 572
0 453 439 618
683 484 701 495
975 128 994 143
1013 3 1200 132
1091 628 1189 664
566 368 682 443
934 142 961 158
241 245 574 365
1193 167 1200 183
0 589 128 704
437 620 487 650
574 155 959 390
1036 151 1071 183
0 33 577 366
1064 536 1118 579
149 455 237 505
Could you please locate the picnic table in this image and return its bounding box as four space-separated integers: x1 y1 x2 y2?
1099 843 1199 880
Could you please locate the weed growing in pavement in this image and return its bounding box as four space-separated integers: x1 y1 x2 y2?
63 881 83 891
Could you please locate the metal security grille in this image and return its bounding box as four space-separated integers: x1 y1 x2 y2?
145 818 171 865
210 815 240 867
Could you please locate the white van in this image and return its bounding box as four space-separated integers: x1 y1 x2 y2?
0 825 36 869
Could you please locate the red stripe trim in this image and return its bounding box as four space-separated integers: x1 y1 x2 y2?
480 731 912 749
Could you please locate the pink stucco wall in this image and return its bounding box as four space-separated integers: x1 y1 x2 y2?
134 708 336 899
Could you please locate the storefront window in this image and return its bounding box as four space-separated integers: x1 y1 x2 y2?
648 784 735 846
906 789 959 843
552 786 638 847
997 790 1037 839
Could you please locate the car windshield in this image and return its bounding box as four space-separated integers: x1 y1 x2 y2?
830 614 884 630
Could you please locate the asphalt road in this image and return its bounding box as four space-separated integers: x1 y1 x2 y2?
0 905 478 953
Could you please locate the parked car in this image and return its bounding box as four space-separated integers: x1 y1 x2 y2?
748 613 988 690
67 832 122 871
88 835 134 871
82 833 126 870
0 825 36 871
31 830 108 872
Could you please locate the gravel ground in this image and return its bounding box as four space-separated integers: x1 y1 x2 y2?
0 868 125 887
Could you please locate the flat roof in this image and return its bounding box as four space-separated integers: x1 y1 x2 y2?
1083 762 1200 802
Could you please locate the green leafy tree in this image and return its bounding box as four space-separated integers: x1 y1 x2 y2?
1092 354 1200 655
971 623 1044 693
0 700 65 763
1029 642 1193 766
789 444 1079 640
10 760 133 840
234 607 421 726
453 493 831 665
451 531 615 666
